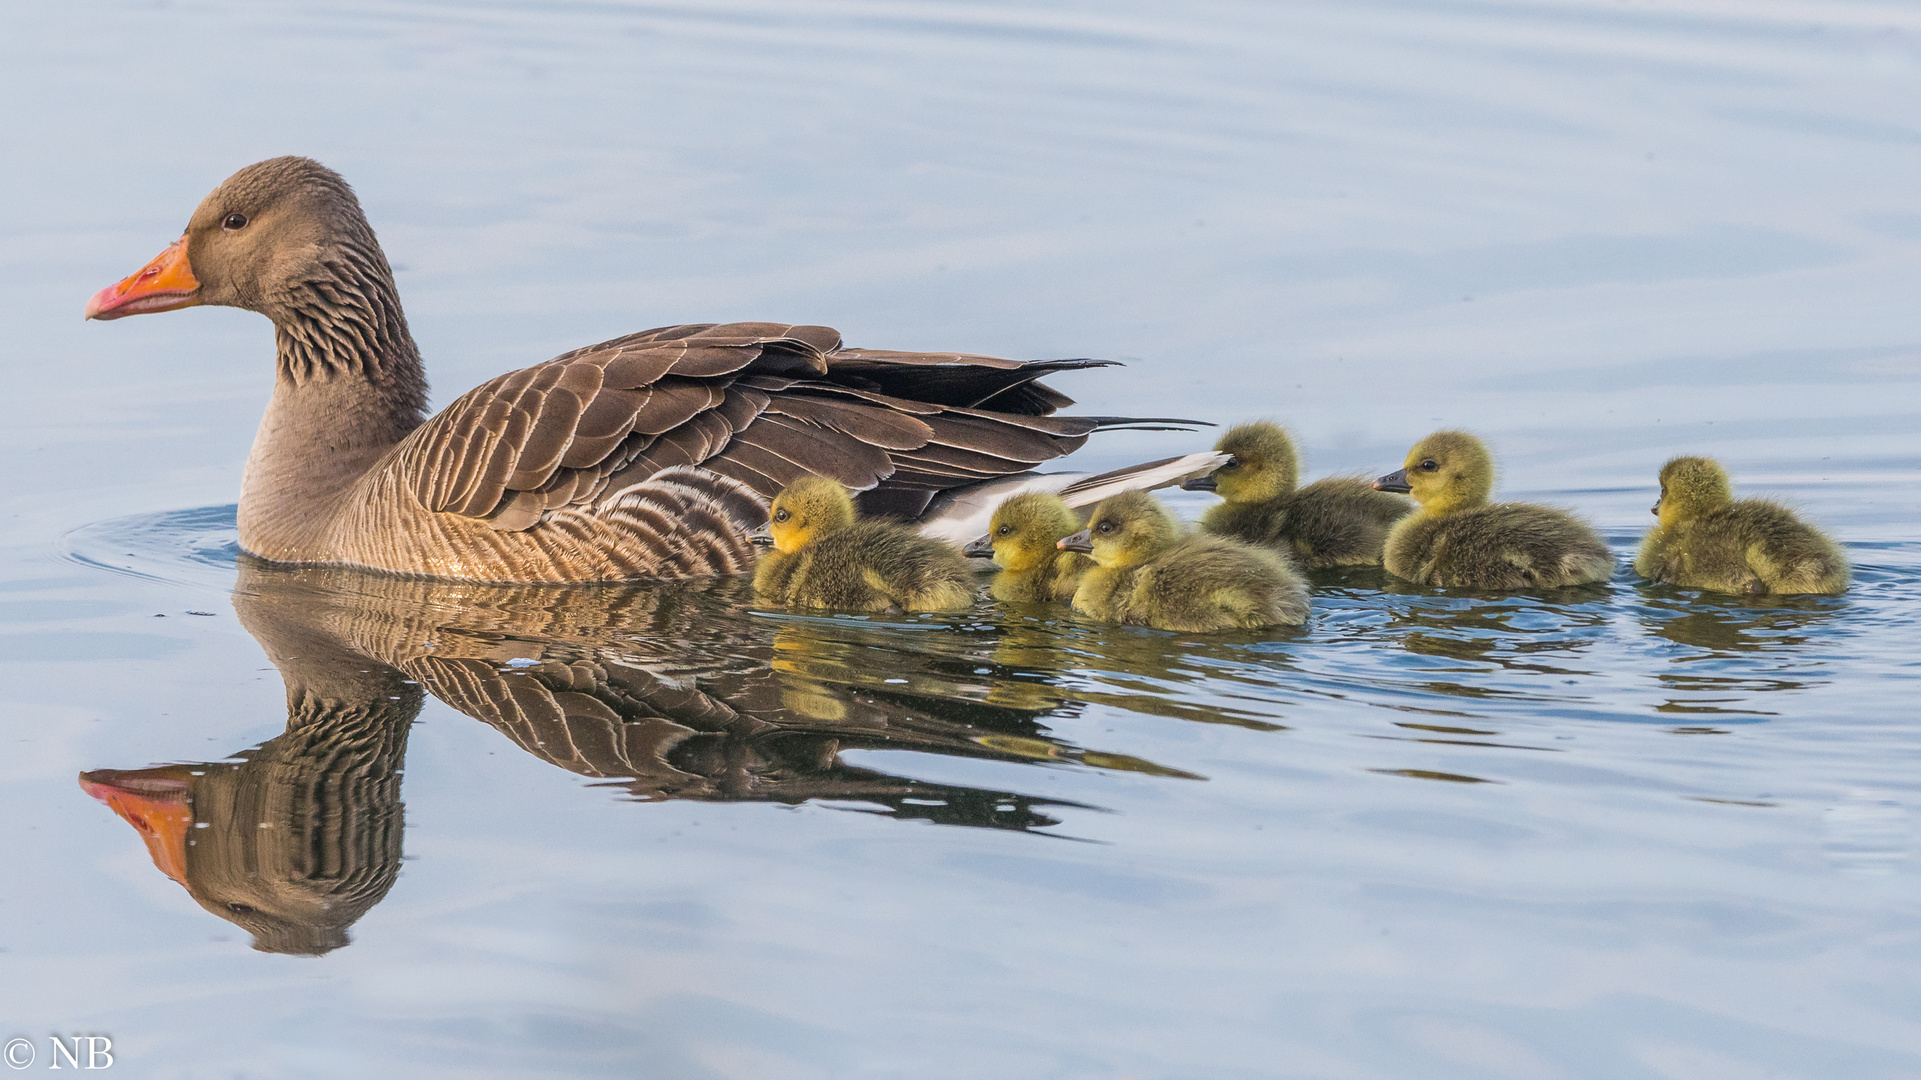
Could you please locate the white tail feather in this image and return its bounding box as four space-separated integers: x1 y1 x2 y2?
914 450 1231 545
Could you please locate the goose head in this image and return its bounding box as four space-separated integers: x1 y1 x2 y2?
1181 420 1298 503
86 156 385 325
768 476 858 554
1653 455 1732 528
1374 430 1494 514
1057 490 1180 569
973 492 1078 570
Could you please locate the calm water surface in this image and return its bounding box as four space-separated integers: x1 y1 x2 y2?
3 1 1920 1077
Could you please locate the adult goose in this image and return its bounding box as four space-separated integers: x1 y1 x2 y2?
87 156 1192 583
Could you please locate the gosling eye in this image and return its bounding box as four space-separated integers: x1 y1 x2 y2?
1096 521 1114 534
1220 457 1239 470
1418 459 1438 472
996 524 1012 536
222 212 250 231
226 901 256 915
772 508 790 523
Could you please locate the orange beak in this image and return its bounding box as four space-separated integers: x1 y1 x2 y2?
84 237 202 320
78 768 196 884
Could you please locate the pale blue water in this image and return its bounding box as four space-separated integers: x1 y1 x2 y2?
3 1 1919 1077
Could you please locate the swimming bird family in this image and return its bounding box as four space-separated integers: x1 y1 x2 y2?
84 157 1850 627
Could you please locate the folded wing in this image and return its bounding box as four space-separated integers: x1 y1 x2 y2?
390 322 1120 530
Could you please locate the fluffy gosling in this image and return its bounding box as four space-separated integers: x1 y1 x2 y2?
754 476 974 612
1060 490 1308 632
1183 421 1412 567
963 492 1094 603
1634 456 1847 595
1374 431 1613 589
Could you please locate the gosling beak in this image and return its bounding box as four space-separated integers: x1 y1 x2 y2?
1373 468 1412 494
1058 529 1094 554
86 237 203 320
1650 501 1661 516
961 536 994 558
746 528 774 546
1179 472 1218 492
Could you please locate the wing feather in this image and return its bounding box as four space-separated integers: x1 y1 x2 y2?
573 387 640 441
630 378 725 436
385 322 1168 532
602 410 738 491
727 414 894 490
765 394 933 451
714 385 769 432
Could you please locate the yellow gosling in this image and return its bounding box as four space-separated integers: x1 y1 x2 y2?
754 476 974 612
1635 456 1848 595
1184 420 1411 567
963 492 1094 603
1374 431 1613 590
1061 490 1308 632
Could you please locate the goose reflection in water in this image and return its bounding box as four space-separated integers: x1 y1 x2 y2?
79 654 416 956
81 559 1199 954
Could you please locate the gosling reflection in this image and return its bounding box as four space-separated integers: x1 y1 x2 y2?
1637 591 1842 711
1376 593 1608 680
1638 591 1842 653
85 559 1149 950
976 618 1294 731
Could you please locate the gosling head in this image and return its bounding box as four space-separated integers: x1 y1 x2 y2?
767 476 857 554
1057 490 1181 569
975 493 1078 571
1374 430 1494 514
1180 421 1299 504
1653 455 1732 528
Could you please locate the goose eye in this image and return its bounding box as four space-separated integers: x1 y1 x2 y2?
772 508 790 523
226 902 256 915
222 212 250 231
1419 459 1438 472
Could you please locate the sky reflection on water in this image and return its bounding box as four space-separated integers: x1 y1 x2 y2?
3 0 1920 1077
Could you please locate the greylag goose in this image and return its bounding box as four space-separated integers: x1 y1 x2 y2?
753 476 975 612
1181 420 1411 567
1058 490 1310 631
965 492 1094 603
86 156 1204 583
1634 455 1848 595
1373 430 1614 590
